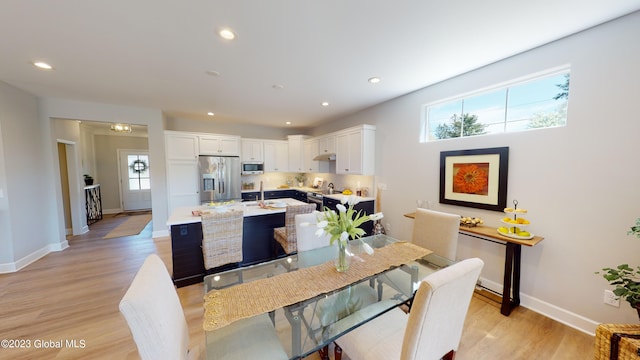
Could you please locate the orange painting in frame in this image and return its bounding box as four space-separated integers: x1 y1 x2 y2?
440 147 509 211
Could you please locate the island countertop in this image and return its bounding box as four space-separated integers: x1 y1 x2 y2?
166 198 309 226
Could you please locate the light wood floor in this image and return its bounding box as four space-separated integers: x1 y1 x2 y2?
0 214 594 360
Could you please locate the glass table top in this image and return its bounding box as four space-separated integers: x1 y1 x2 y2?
203 234 454 359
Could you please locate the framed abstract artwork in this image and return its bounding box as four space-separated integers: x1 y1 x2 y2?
439 147 509 211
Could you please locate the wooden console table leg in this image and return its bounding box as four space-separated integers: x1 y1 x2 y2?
501 243 522 316
512 244 522 308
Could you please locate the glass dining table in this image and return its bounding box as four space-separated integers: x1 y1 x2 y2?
203 234 454 360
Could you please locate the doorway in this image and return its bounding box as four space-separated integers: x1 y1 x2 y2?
118 150 152 211
58 143 72 235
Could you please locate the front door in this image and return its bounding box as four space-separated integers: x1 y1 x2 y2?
119 150 151 211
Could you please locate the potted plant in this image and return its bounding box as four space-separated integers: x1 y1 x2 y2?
295 173 306 187
597 218 640 319
83 174 94 186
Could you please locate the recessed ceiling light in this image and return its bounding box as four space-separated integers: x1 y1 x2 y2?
207 112 215 116
272 84 284 90
33 61 53 70
321 102 330 107
368 77 381 84
285 121 291 125
205 70 220 77
218 28 236 40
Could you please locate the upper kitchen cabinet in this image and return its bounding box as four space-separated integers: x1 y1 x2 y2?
288 135 309 173
263 140 289 172
241 139 264 162
335 125 376 175
317 135 336 156
303 138 320 173
166 131 198 160
198 134 241 156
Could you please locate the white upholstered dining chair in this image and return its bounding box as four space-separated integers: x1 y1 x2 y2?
412 208 460 262
120 254 288 360
335 257 484 360
378 208 461 299
119 254 200 360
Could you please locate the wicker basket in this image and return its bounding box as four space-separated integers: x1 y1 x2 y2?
594 324 640 360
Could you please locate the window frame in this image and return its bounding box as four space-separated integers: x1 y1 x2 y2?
421 66 570 142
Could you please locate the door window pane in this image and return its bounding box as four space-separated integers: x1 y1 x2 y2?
127 155 150 191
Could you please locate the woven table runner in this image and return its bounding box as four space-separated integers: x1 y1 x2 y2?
203 241 431 331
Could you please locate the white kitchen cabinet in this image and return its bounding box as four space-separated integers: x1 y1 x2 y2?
166 160 199 214
165 132 198 160
317 135 336 155
303 138 319 172
335 125 375 175
288 135 309 173
198 134 241 155
165 132 200 213
263 140 289 172
241 139 264 162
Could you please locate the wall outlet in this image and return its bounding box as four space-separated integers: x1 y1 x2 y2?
603 289 620 307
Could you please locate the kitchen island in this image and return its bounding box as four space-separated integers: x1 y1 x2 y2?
167 198 308 287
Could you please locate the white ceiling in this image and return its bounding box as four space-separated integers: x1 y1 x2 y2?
1 1 639 129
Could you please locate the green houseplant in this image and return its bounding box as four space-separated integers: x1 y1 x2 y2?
598 218 640 319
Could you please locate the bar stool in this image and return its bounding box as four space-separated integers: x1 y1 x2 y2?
274 203 316 254
201 210 244 270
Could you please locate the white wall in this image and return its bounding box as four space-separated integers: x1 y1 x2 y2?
0 81 62 270
316 12 640 332
166 116 298 139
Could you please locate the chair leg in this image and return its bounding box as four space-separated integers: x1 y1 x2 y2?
335 343 342 360
318 345 330 360
443 349 456 360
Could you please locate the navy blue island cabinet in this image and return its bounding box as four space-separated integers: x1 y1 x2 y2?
321 197 376 236
170 212 285 287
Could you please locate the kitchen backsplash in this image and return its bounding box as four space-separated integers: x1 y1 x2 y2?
241 172 374 195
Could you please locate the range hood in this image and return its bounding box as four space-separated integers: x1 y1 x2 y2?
313 153 336 161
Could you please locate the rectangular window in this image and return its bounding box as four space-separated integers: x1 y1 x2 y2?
422 68 570 142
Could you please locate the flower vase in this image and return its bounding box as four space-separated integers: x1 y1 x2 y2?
335 241 352 272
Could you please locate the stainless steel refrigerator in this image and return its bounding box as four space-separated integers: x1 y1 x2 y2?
198 155 241 204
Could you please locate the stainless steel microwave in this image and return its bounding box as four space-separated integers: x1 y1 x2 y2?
241 162 264 174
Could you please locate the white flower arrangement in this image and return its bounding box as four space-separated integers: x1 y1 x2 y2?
314 195 383 255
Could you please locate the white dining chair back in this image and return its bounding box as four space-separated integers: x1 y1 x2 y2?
401 257 483 359
274 203 317 254
295 212 330 252
412 208 460 262
335 257 484 360
119 254 197 360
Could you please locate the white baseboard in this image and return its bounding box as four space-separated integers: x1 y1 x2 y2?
152 229 169 238
0 241 69 274
478 276 599 336
103 208 121 215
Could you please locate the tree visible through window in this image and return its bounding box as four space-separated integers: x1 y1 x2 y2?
423 69 570 141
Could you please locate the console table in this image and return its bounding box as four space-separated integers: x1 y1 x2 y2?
85 184 103 225
404 212 544 316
